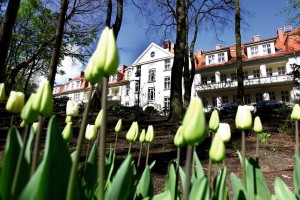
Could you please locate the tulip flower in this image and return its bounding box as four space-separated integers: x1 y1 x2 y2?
174 125 185 148
139 129 146 143
95 109 103 129
85 124 97 141
85 27 119 84
62 122 73 142
21 93 39 124
209 133 226 163
66 100 79 117
126 121 139 142
215 123 231 142
0 83 5 102
145 125 155 143
235 105 252 130
115 119 122 133
291 104 300 121
182 97 207 146
65 116 72 124
32 122 39 134
20 120 26 128
32 80 53 117
6 91 25 113
209 109 220 132
253 116 263 133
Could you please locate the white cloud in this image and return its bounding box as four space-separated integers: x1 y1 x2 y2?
55 57 83 85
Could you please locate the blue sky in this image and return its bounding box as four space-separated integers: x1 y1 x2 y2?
117 0 298 66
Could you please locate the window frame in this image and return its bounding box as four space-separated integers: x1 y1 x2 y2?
148 87 155 101
148 69 156 82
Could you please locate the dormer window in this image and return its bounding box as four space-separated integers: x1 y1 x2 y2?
218 53 225 63
208 55 215 64
251 46 259 57
263 44 271 55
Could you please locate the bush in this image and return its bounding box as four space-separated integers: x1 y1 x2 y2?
53 96 70 112
144 106 158 115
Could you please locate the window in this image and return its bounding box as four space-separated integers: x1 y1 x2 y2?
148 69 156 82
263 44 272 54
75 81 80 88
233 95 238 103
136 66 141 77
221 74 227 82
202 77 207 84
135 81 140 93
208 55 215 64
74 93 80 101
266 68 272 77
126 69 131 80
148 88 155 101
211 76 216 83
134 99 139 105
231 72 237 81
269 91 276 100
164 97 170 108
125 102 129 106
253 70 260 78
278 66 285 75
203 97 208 107
243 71 248 79
218 53 225 63
126 86 130 96
256 93 263 103
244 94 251 104
165 59 171 70
222 96 229 104
164 76 171 89
212 96 217 107
251 46 259 57
109 75 117 82
281 90 289 102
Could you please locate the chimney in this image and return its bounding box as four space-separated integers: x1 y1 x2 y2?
215 44 222 50
80 71 84 77
121 65 127 73
252 35 260 42
163 40 171 50
195 50 203 57
277 28 284 42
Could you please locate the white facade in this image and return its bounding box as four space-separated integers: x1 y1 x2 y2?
120 43 174 111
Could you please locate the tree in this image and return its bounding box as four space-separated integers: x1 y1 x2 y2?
47 0 69 88
283 0 300 27
0 0 21 85
235 0 244 105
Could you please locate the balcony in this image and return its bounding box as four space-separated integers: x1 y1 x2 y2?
107 95 121 101
196 75 293 91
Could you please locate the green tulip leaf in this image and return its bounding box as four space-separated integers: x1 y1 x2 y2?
18 116 72 200
24 127 35 163
146 190 172 200
0 126 30 199
189 176 209 200
274 177 296 200
214 167 228 200
179 166 187 195
105 155 135 200
164 161 177 200
135 165 153 199
230 173 246 200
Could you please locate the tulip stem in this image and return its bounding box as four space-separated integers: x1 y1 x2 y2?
114 133 118 152
128 142 132 155
175 147 180 200
296 121 299 156
10 114 15 127
66 85 93 200
137 142 143 167
84 141 91 172
208 132 214 193
145 143 150 166
11 124 30 199
31 116 44 176
183 145 193 200
242 130 246 189
98 77 108 200
256 133 260 159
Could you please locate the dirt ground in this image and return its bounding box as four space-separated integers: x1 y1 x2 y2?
0 105 296 197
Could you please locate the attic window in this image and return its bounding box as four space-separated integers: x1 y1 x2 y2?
231 49 235 52
201 62 206 65
276 48 283 52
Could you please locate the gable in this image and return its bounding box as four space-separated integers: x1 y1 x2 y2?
132 42 173 65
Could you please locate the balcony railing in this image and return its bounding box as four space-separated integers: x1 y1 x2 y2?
196 75 293 91
107 95 121 101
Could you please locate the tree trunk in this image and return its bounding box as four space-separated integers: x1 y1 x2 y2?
0 0 21 84
47 0 69 88
235 0 244 105
169 0 186 122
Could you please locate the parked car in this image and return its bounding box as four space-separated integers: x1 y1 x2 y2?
255 100 284 117
218 103 238 117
